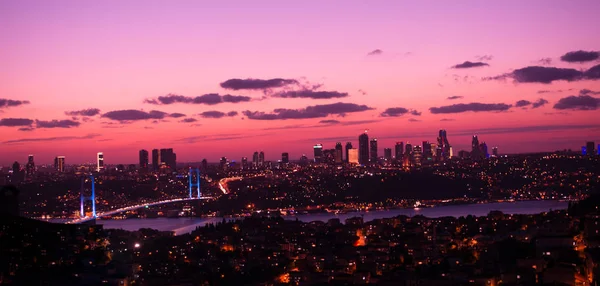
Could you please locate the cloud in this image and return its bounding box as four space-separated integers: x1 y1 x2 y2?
515 100 531 108
145 93 252 105
272 90 348 99
243 102 373 120
263 119 380 131
358 89 367 96
35 119 80 128
585 64 600 79
319 119 340 124
536 58 553 65
452 61 489 69
199 110 238 118
0 118 34 127
220 78 299 90
380 107 421 117
102 109 177 122
367 49 383 56
531 98 549 108
485 66 584 83
408 118 421 122
175 133 267 144
180 118 198 123
580 89 600 95
560 50 600 63
429 102 512 114
447 96 464 100
169 113 186 118
3 133 101 144
476 55 493 61
18 127 35 131
0 98 30 109
64 108 101 117
553 95 600 110
440 118 455 122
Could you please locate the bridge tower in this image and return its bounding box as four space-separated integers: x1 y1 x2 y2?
80 174 97 218
189 167 201 198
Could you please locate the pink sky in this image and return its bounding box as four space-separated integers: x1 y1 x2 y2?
1 0 600 164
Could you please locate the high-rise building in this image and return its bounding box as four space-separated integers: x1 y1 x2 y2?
54 156 65 172
241 157 249 169
252 152 259 167
479 142 489 159
219 157 228 170
12 161 20 174
395 142 404 160
258 151 265 166
159 148 177 170
299 154 309 166
437 130 451 160
345 142 352 162
281 152 289 164
358 131 369 165
471 136 480 159
586 142 596 156
422 141 433 162
152 149 160 171
405 143 413 156
313 144 323 163
348 149 359 164
139 149 149 170
492 147 499 157
582 146 588 155
598 144 600 156
384 148 392 160
96 152 104 172
413 145 423 167
25 155 35 178
335 142 343 164
201 159 208 171
370 138 378 162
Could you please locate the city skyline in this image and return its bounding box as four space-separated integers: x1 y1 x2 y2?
1 1 600 164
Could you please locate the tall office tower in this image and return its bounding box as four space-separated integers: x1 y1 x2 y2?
139 149 149 170
201 159 208 171
358 131 369 164
471 136 480 159
152 149 160 171
54 156 65 172
258 151 265 166
598 144 600 155
437 129 451 160
219 157 228 170
479 142 489 159
12 161 20 174
384 148 392 160
492 147 499 157
323 149 336 164
335 142 343 164
96 152 104 172
299 154 309 166
422 141 433 162
252 152 259 167
241 157 248 169
586 142 596 156
395 142 404 160
345 142 353 163
281 152 289 164
159 148 177 170
369 138 378 162
582 146 587 155
313 144 323 163
449 146 454 158
413 145 423 167
25 155 35 178
405 143 413 156
348 149 359 164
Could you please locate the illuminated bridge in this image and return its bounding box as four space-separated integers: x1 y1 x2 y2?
69 167 215 224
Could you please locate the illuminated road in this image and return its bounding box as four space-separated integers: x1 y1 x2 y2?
68 197 211 224
218 177 241 194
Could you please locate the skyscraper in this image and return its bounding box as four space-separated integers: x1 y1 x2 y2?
258 151 265 166
220 157 228 170
492 147 499 157
139 149 149 170
413 145 423 167
313 144 323 163
395 142 404 160
96 152 104 172
405 143 413 156
479 142 489 159
12 161 20 174
281 152 289 164
345 142 353 163
370 139 378 162
241 157 249 169
25 155 35 178
586 142 596 156
437 129 451 160
471 136 480 159
422 141 433 162
384 148 392 160
160 148 177 170
335 142 343 164
54 156 65 173
358 132 369 165
348 149 359 164
201 159 208 171
152 149 160 171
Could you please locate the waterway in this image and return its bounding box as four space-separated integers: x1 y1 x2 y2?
96 200 568 235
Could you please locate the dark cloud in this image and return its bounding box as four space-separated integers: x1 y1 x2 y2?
429 102 512 114
220 78 299 90
585 64 600 79
319 120 340 124
199 111 238 118
560 50 600 63
447 96 464 100
102 109 174 121
0 98 30 109
18 127 35 131
476 55 493 61
65 108 101 117
408 118 421 122
0 118 34 127
536 58 553 65
226 111 238 117
553 95 600 110
531 98 549 108
515 100 531 108
273 90 348 99
440 118 455 122
169 113 186 118
175 133 266 144
3 133 101 144
243 102 373 120
263 119 380 131
580 89 600 95
145 93 252 105
358 89 367 96
35 119 80 128
452 61 489 69
180 118 198 123
380 107 421 117
367 49 383 56
485 66 583 83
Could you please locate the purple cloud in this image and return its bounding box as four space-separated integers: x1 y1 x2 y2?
102 109 172 121
145 93 251 105
0 98 30 109
65 108 101 117
452 61 489 69
243 102 373 120
220 78 299 90
380 107 421 117
273 90 348 99
536 58 553 65
367 49 383 56
3 133 101 144
531 98 549 108
560 50 600 63
429 102 512 114
486 66 584 83
0 118 34 127
180 118 198 123
35 119 80 128
199 111 238 118
515 100 531 108
553 95 600 110
476 55 493 61
447 96 463 100
584 64 600 79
